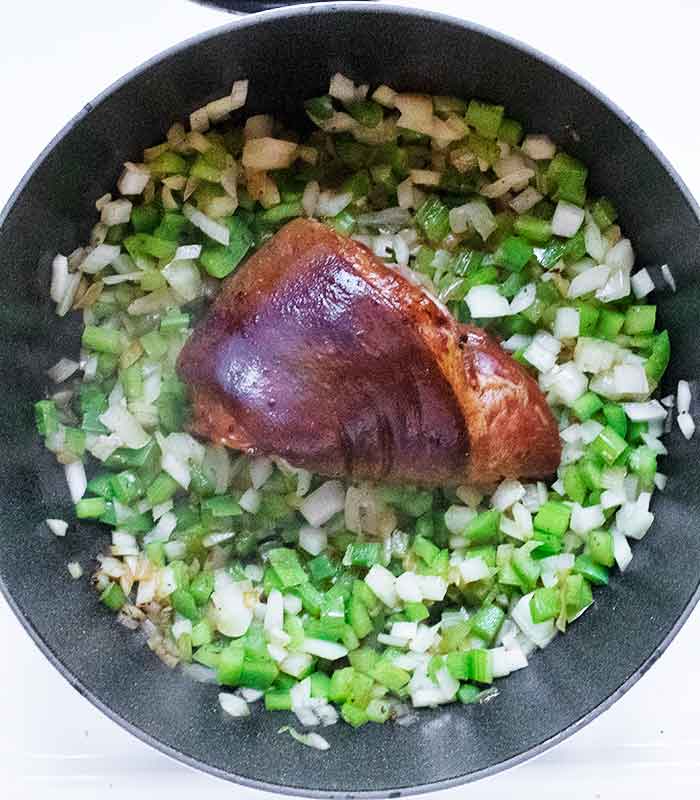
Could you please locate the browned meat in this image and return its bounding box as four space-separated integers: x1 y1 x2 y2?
177 218 561 486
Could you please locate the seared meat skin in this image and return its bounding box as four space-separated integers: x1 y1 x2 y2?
177 219 560 485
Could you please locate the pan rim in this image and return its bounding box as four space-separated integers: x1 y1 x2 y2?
1 3 699 797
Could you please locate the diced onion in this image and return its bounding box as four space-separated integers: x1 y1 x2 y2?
553 307 580 339
466 285 511 318
64 460 87 503
81 243 121 274
182 203 229 245
491 479 525 511
511 593 556 648
302 638 348 660
631 268 655 299
219 693 250 718
677 380 691 415
451 200 496 240
249 455 273 489
678 412 696 440
239 488 261 514
47 357 80 384
242 137 298 171
568 264 610 298
316 191 352 218
299 481 345 527
621 401 667 422
117 164 150 196
509 186 542 215
67 561 83 579
551 200 584 238
302 180 320 217
101 198 132 226
211 571 253 637
661 263 676 292
46 518 68 537
459 557 491 583
509 283 536 314
612 529 633 571
521 134 556 160
298 526 327 556
365 564 398 608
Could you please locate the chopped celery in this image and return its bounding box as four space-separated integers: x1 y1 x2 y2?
200 215 254 278
591 426 628 466
530 587 561 622
494 236 533 272
572 391 603 422
513 215 552 244
533 501 571 537
590 197 617 230
574 554 609 586
415 196 450 243
466 99 504 139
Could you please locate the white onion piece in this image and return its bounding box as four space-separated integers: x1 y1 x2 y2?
302 638 348 660
249 455 273 489
286 728 330 750
631 268 655 299
612 529 633 572
511 593 556 648
551 200 584 238
50 254 70 303
67 561 83 579
606 239 635 272
299 481 345 527
99 406 149 449
212 571 253 637
46 518 68 537
570 503 605 534
621 401 667 422
491 479 525 511
677 380 692 414
502 333 532 352
509 186 542 215
459 557 491 583
239 488 261 514
64 461 87 503
101 198 132 226
47 357 80 383
678 412 696 440
302 180 320 217
661 264 676 292
521 134 556 160
584 216 607 262
81 243 121 274
316 191 352 218
596 268 631 303
466 285 511 318
298 526 327 556
117 165 150 196
182 203 229 245
510 283 536 314
219 693 250 718
553 307 580 339
452 200 497 240
568 265 610 298
365 564 398 608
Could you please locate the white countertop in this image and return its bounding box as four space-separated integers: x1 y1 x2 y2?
2 1 700 797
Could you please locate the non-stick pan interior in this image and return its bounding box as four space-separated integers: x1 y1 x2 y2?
0 5 699 796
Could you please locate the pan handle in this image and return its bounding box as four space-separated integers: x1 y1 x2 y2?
196 0 373 13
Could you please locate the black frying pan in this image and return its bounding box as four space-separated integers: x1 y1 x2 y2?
1 3 699 796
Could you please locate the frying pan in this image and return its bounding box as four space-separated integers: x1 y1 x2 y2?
1 3 699 796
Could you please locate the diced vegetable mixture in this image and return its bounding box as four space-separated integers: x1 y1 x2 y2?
37 73 678 735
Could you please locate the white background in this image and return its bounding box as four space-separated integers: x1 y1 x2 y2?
1 1 700 797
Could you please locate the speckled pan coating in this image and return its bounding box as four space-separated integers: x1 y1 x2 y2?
0 4 699 797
